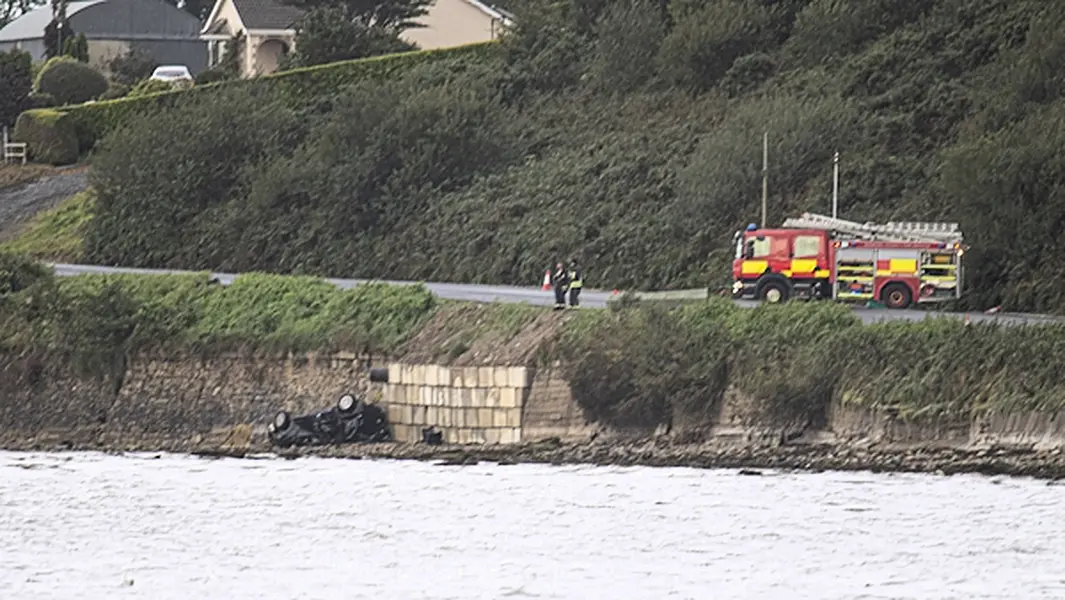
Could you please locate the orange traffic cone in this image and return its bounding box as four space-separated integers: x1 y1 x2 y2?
542 269 551 291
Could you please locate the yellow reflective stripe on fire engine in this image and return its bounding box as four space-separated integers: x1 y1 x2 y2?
741 260 768 276
790 259 818 274
889 259 918 273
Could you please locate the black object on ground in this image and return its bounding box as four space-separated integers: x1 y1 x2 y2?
422 426 443 445
369 367 389 383
268 393 392 448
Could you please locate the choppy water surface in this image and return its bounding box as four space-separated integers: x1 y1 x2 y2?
2 452 1063 600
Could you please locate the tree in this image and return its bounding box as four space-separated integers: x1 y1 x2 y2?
164 0 210 20
108 48 159 86
43 18 76 59
62 32 88 62
283 0 433 32
286 6 416 68
0 48 32 128
1 0 40 29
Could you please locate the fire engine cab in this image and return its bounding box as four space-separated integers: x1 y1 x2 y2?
731 213 965 309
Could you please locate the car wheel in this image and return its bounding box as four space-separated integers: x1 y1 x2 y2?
337 394 356 412
273 410 291 431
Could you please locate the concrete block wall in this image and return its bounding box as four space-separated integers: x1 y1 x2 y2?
382 364 532 444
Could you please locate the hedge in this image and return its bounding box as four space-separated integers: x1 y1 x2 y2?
13 109 79 165
34 56 108 105
55 41 501 154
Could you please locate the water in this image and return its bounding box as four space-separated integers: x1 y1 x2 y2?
1 451 1063 600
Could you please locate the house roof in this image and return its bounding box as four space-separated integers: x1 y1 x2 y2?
0 0 106 42
230 0 304 30
204 18 229 35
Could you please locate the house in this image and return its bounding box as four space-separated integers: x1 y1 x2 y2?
199 0 512 77
0 0 207 73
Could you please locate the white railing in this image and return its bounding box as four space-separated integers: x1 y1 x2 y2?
2 127 27 165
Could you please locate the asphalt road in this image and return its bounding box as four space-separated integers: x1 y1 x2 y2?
49 263 1064 327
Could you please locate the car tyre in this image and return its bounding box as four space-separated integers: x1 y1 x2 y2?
337 394 356 412
273 410 291 431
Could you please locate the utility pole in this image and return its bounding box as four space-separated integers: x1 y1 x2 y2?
761 131 768 228
832 150 840 219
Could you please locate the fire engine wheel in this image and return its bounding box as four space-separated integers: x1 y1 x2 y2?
757 278 790 304
881 283 913 310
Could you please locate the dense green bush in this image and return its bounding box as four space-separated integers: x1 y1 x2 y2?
0 49 32 128
86 64 526 273
53 41 498 153
283 6 418 69
127 78 174 97
0 251 52 295
86 86 303 267
27 91 56 108
586 0 666 94
107 48 159 86
560 299 1065 431
12 109 79 165
98 82 130 101
34 56 108 105
656 0 785 92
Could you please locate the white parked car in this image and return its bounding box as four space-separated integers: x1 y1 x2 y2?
149 65 194 89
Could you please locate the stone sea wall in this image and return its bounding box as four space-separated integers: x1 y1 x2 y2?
4 350 1065 476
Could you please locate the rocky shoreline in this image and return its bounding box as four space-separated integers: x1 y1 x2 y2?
4 435 1065 481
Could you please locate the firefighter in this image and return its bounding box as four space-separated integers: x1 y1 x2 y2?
568 258 583 308
551 262 569 310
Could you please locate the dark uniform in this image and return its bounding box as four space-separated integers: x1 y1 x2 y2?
568 260 583 308
551 263 569 310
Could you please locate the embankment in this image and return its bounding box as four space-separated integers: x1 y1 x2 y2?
3 263 1065 478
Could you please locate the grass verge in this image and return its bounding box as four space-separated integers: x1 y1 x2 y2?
0 190 94 261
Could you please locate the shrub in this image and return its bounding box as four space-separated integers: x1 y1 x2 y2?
782 0 935 66
559 303 731 430
194 66 232 85
285 6 418 68
85 86 304 268
34 56 108 105
12 109 79 165
721 51 776 96
0 251 53 295
127 78 174 97
0 48 32 128
656 0 781 92
63 33 90 63
108 48 159 86
586 0 667 94
27 91 56 108
53 41 497 153
99 82 129 100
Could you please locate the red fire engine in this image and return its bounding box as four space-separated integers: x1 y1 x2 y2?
731 213 966 309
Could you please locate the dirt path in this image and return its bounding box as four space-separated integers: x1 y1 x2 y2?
0 166 90 242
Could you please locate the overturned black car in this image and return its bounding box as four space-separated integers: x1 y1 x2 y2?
267 394 392 448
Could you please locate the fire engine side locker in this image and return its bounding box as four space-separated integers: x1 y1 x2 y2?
833 246 876 301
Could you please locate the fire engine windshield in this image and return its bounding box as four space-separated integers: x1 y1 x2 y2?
734 233 744 259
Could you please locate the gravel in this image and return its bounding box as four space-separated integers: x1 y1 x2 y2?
0 168 90 242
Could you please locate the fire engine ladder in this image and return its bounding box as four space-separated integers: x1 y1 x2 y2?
780 213 964 244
